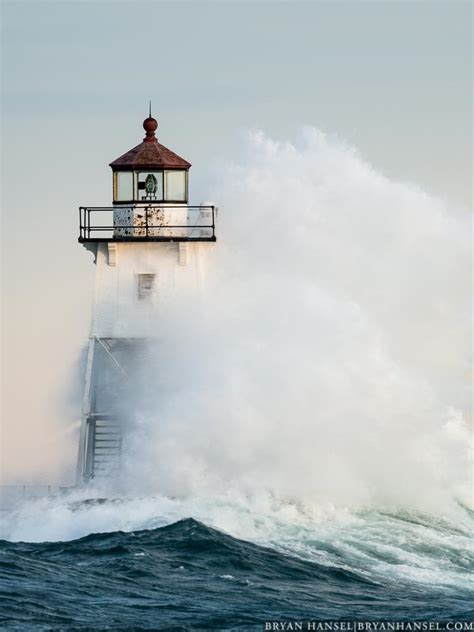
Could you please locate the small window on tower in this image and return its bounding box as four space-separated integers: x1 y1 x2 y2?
137 274 156 300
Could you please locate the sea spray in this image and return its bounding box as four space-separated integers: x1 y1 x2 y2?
115 128 471 514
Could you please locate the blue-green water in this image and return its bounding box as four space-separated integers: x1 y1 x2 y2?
1 499 473 631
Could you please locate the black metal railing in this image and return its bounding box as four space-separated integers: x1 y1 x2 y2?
79 205 216 242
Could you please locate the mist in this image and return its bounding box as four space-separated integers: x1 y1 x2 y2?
114 127 472 514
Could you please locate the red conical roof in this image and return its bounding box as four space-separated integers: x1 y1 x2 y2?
109 115 191 170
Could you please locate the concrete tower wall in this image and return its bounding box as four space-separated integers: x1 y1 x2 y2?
91 241 213 339
76 240 215 484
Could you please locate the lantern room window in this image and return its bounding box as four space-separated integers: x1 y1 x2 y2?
164 170 186 201
115 171 133 201
138 171 164 201
113 169 188 203
136 170 187 202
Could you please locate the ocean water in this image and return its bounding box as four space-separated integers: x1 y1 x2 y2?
1 494 473 630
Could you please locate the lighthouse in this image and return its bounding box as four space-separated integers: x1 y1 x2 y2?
76 110 216 484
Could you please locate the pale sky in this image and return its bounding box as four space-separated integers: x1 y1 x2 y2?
1 1 472 484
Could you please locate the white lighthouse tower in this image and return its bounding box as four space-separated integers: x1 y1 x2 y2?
76 110 216 484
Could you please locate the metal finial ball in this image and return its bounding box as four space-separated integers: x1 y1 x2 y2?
143 117 158 134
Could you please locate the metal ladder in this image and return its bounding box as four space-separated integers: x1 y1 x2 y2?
87 414 122 480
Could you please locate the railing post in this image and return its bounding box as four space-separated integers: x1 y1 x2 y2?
146 205 148 238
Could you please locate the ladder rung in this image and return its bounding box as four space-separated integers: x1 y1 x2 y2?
94 455 120 460
95 425 121 430
94 464 119 468
94 454 119 459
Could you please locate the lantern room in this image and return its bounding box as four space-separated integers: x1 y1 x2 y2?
110 114 191 204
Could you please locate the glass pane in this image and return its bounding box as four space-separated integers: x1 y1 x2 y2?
116 171 133 201
137 171 163 201
164 171 186 201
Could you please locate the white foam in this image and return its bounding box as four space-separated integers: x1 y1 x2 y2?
1 489 472 590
